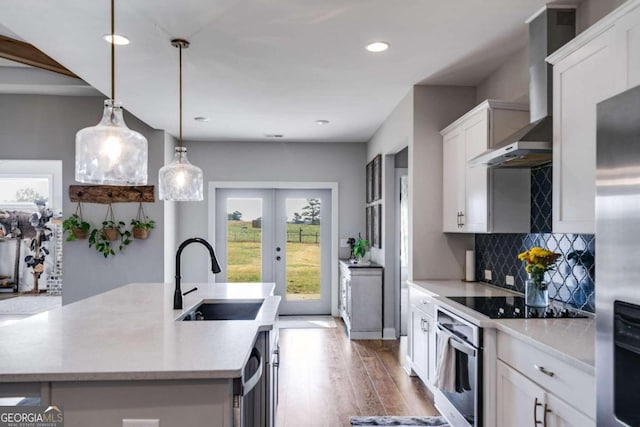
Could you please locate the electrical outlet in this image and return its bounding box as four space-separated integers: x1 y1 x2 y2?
484 270 492 281
339 238 350 248
505 275 515 286
123 420 159 427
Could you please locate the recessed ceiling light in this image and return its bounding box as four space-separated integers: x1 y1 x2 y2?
264 134 284 138
194 116 210 122
315 120 330 126
366 41 390 53
103 34 130 45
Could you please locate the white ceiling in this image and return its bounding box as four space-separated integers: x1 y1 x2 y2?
0 0 551 142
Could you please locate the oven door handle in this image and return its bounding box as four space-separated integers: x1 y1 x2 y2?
436 324 476 357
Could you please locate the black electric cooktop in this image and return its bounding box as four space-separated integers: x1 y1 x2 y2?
448 296 588 319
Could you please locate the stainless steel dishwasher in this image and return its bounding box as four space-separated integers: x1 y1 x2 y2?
234 331 267 427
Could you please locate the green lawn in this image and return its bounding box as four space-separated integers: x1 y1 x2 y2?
226 220 320 295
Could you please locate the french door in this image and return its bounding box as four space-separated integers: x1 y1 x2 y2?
215 188 331 315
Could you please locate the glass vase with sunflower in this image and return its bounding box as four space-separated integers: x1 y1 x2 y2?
517 246 561 307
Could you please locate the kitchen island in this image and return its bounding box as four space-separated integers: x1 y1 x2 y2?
0 282 280 427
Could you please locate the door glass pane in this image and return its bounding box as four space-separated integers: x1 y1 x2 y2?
226 198 262 282
285 198 321 300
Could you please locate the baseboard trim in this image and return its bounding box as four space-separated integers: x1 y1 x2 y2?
383 327 396 340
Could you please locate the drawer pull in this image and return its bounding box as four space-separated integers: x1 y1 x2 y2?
533 397 543 425
534 365 555 377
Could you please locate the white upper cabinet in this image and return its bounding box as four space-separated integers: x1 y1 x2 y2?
548 0 640 234
614 3 640 90
442 127 465 232
441 100 531 233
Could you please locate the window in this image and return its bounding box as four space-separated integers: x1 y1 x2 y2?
0 160 62 213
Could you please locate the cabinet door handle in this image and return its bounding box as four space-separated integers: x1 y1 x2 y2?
543 403 551 427
459 211 465 227
534 365 555 377
533 397 543 425
421 318 429 332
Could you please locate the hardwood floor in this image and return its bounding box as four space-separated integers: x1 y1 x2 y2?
276 319 439 427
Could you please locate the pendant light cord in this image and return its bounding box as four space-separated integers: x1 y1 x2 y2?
110 0 115 101
179 43 183 148
171 39 189 151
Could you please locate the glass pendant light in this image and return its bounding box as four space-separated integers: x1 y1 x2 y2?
75 0 148 185
158 39 203 201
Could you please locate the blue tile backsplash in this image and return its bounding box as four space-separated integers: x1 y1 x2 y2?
475 165 596 312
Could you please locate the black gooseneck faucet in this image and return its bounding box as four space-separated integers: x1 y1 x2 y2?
174 237 221 309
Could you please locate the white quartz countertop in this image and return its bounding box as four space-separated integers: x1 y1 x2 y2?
409 279 595 374
0 282 280 382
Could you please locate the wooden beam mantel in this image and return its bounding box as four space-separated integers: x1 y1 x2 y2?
69 185 155 204
0 35 77 78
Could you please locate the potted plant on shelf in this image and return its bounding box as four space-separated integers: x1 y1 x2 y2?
62 202 90 241
130 202 155 240
351 236 371 265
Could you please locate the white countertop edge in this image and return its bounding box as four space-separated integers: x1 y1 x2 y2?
0 369 244 383
408 279 595 375
0 282 281 382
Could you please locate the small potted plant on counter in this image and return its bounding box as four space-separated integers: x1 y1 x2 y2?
130 202 155 240
62 202 90 241
351 236 371 265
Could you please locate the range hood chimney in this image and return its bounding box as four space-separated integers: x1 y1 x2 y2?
469 6 576 168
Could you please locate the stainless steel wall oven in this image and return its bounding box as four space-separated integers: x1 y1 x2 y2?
434 306 483 427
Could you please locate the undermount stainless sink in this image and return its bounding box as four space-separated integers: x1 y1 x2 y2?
180 300 264 321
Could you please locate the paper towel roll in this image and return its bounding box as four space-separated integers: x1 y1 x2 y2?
465 250 476 282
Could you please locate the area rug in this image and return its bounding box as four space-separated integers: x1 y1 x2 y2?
350 415 449 426
278 315 337 329
0 296 61 315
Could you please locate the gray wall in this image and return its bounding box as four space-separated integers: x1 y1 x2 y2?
395 147 408 169
476 0 625 104
176 140 366 287
366 86 476 336
411 86 476 281
0 94 166 304
476 49 529 104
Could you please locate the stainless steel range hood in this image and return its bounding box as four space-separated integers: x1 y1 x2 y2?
468 117 552 167
469 6 575 168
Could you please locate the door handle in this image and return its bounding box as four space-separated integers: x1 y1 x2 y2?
533 397 543 425
276 256 281 261
276 247 281 252
543 403 551 427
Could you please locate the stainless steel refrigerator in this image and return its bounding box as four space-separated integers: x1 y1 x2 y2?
596 84 640 426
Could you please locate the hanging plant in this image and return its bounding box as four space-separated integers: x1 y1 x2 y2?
62 202 91 241
130 202 155 240
89 203 131 258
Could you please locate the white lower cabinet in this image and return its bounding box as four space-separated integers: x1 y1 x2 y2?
495 332 595 427
407 286 435 387
496 361 593 427
410 305 432 383
338 261 383 339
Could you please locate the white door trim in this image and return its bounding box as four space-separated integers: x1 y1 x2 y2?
208 181 340 316
395 168 408 336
